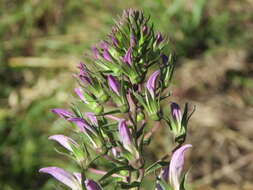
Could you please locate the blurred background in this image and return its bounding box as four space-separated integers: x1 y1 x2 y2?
0 0 253 189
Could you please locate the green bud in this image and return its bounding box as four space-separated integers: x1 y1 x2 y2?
137 112 145 122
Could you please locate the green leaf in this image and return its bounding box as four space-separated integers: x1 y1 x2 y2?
180 172 186 190
118 181 140 189
145 161 169 176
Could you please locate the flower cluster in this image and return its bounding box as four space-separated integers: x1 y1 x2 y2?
40 9 194 190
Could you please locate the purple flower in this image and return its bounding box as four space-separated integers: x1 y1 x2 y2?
39 167 82 190
68 117 93 133
74 88 86 102
103 49 112 62
107 75 120 96
111 147 120 158
85 179 103 190
68 117 100 148
142 26 148 35
78 63 91 84
110 35 119 47
49 135 78 152
156 165 169 190
92 46 99 59
161 54 168 65
100 41 109 50
156 32 163 44
85 112 98 126
161 166 170 182
51 108 74 119
123 48 132 65
130 34 136 47
146 70 160 98
118 119 133 153
169 144 192 190
170 102 182 124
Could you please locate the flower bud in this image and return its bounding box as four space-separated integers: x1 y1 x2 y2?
74 87 86 103
92 46 99 59
123 47 132 66
118 120 138 156
118 119 133 153
78 63 92 84
85 112 98 126
146 70 160 99
142 25 148 35
171 102 182 125
107 75 120 96
155 32 163 45
103 49 112 62
110 35 119 47
100 40 109 50
85 179 103 190
68 118 102 149
137 111 145 122
130 34 136 47
51 108 74 119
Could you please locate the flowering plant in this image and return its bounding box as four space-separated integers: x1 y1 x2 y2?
40 9 194 190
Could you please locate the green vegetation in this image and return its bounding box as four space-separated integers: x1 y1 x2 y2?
0 0 252 189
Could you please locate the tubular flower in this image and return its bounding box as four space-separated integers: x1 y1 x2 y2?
74 87 86 103
118 119 132 152
169 144 192 190
85 179 103 190
49 135 78 152
146 70 160 99
51 108 74 119
103 49 112 62
39 167 82 190
85 112 98 126
68 118 101 149
118 119 139 160
123 47 132 65
107 75 120 96
78 63 92 84
171 103 182 125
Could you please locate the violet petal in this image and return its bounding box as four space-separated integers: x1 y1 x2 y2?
123 48 132 65
85 112 98 126
74 88 86 102
107 75 120 96
146 70 160 98
85 179 103 190
170 102 182 124
39 167 81 190
118 119 132 152
169 144 192 190
51 108 74 119
49 135 77 152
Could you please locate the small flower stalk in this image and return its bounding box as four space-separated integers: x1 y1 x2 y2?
40 9 195 190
